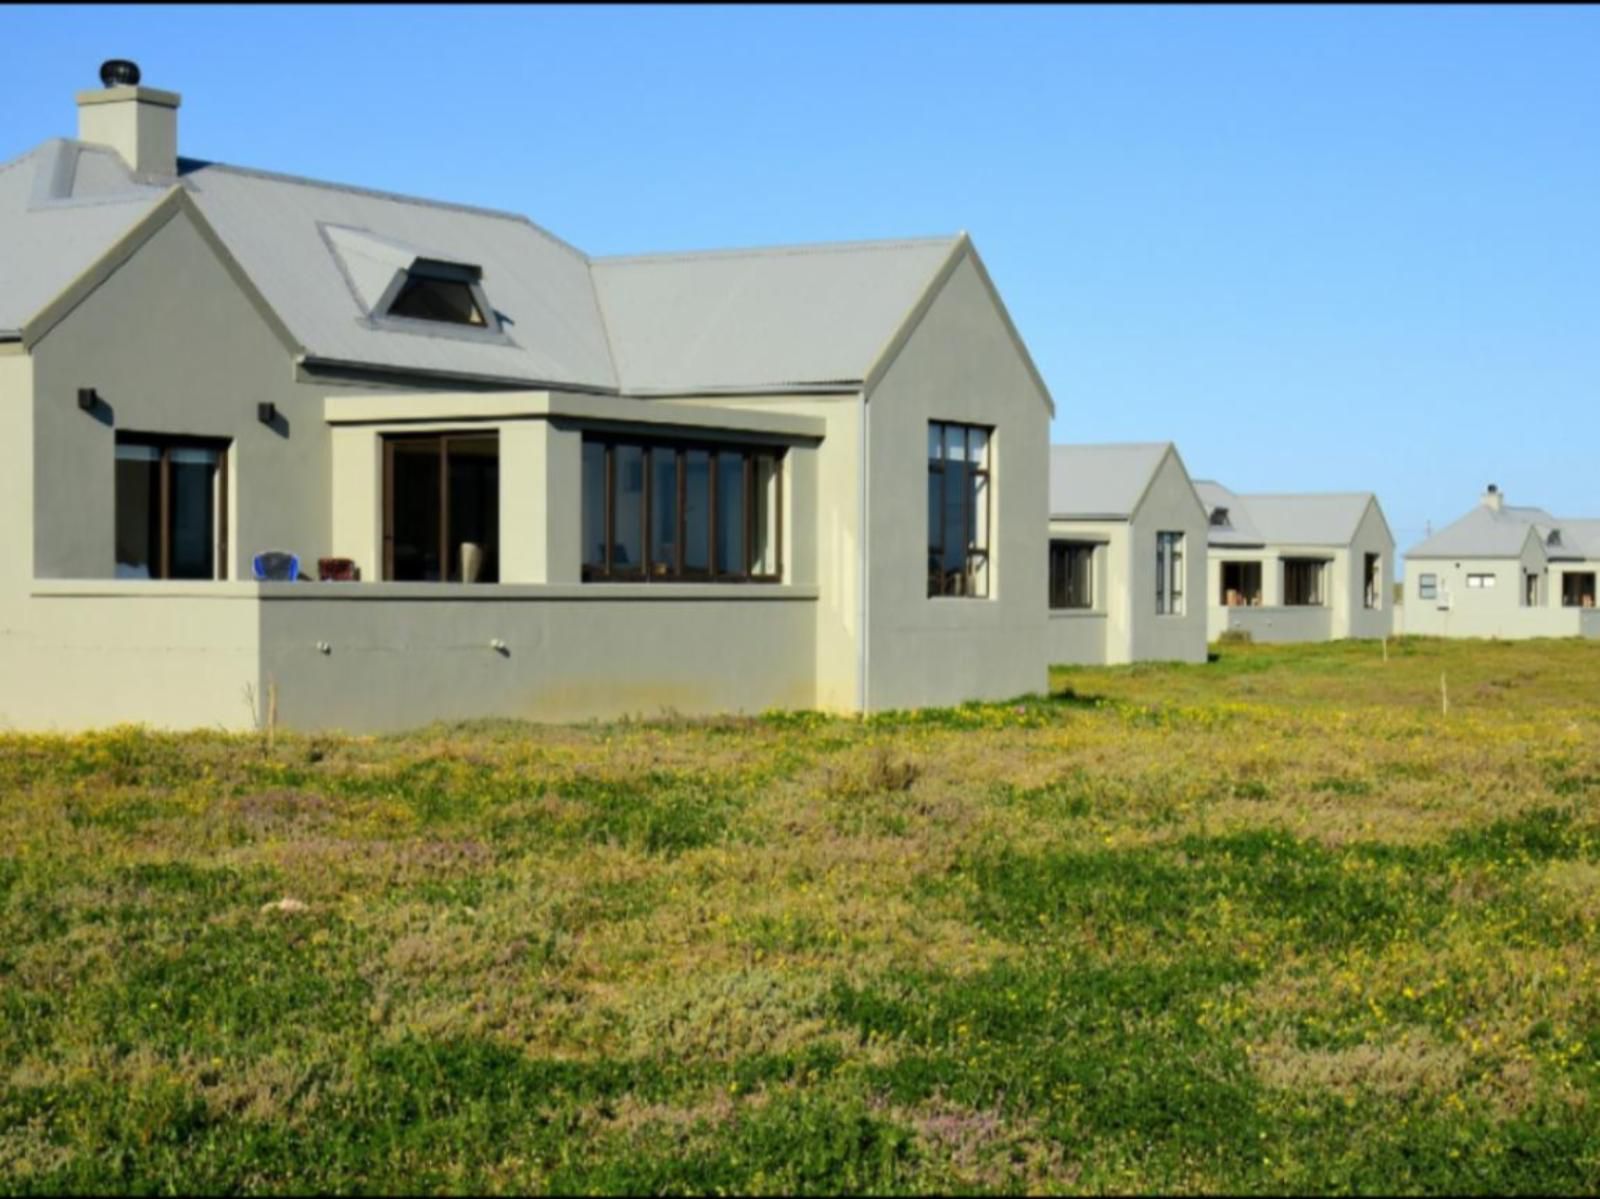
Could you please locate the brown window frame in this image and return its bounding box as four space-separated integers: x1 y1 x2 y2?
114 432 230 581
1283 557 1328 607
381 430 501 583
581 432 784 584
928 421 993 599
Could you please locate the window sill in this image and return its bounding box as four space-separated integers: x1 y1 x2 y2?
32 580 821 603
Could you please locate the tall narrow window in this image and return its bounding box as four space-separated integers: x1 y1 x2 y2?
581 434 783 582
927 421 992 598
1523 572 1540 607
114 434 229 580
1283 558 1327 606
1364 553 1381 609
1156 532 1184 615
1049 541 1094 610
383 432 499 582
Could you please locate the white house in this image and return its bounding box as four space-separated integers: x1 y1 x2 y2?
0 63 1055 732
1197 481 1394 643
1046 443 1208 665
1402 485 1600 639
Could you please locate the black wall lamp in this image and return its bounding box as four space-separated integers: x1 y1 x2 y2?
258 402 277 425
77 387 98 412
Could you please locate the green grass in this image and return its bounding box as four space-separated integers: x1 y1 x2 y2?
4 638 1600 1192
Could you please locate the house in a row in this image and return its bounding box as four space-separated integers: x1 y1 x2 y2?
1402 485 1600 639
1046 443 1208 665
0 64 1054 732
1197 481 1395 644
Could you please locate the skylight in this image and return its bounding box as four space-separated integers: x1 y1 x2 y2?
384 261 488 327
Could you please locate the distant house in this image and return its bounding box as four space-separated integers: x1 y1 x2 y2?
1197 482 1394 643
1046 443 1208 665
0 64 1055 731
1403 485 1600 639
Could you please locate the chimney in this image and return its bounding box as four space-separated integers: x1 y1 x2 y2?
75 60 180 178
1482 483 1503 512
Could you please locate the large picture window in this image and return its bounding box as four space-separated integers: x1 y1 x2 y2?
1155 531 1184 615
1048 541 1094 610
383 432 500 582
1562 571 1597 609
928 422 991 598
1220 560 1262 607
1283 557 1327 606
582 434 782 582
114 434 229 580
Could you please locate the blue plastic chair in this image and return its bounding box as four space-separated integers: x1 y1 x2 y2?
252 551 300 582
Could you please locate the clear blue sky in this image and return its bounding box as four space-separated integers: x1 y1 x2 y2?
9 5 1599 562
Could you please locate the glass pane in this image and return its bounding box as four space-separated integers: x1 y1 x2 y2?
751 455 779 576
387 276 486 326
114 443 161 579
971 469 989 553
447 435 498 583
390 439 442 581
167 446 220 580
613 444 644 574
684 450 711 573
650 447 679 577
945 425 967 462
941 458 969 583
715 452 746 575
968 427 989 470
582 441 607 570
928 424 943 462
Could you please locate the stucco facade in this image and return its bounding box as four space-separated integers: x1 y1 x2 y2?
1046 445 1208 666
0 143 1052 731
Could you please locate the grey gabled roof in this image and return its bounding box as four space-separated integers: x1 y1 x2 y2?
591 237 959 394
1049 442 1173 520
1197 480 1378 548
1 135 993 396
1407 502 1600 561
0 139 166 334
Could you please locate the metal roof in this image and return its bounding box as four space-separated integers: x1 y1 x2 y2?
1 137 981 394
1196 480 1377 548
0 139 166 334
1048 442 1173 520
591 237 958 394
1407 502 1600 561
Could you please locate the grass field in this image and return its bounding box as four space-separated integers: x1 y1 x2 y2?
4 637 1600 1194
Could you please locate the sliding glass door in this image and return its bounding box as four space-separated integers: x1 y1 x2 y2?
383 433 500 582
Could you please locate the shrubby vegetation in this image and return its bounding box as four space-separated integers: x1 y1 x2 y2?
3 638 1600 1193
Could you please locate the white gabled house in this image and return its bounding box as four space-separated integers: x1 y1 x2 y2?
1402 485 1600 639
1046 443 1209 665
0 64 1055 731
1197 482 1394 643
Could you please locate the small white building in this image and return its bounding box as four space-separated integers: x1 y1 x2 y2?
1402 485 1600 640
1046 443 1208 665
1197 482 1394 643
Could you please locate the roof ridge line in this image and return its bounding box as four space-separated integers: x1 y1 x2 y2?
591 234 960 266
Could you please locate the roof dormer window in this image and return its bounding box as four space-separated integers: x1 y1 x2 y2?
1548 529 1563 547
383 259 489 328
1210 507 1230 527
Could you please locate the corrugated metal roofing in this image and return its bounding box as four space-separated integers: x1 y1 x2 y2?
0 139 166 334
591 238 958 393
2 136 977 394
1196 480 1375 548
1048 442 1171 519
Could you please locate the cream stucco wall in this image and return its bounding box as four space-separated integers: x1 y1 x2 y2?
1124 450 1209 664
1045 527 1114 666
28 209 361 580
863 252 1050 710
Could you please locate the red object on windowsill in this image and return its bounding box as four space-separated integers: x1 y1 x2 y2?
318 557 360 582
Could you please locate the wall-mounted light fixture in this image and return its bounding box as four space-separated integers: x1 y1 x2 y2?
258 402 278 425
77 388 98 412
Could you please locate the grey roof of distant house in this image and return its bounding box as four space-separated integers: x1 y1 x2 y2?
0 137 979 395
1049 442 1174 520
1407 501 1600 561
1196 480 1378 548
